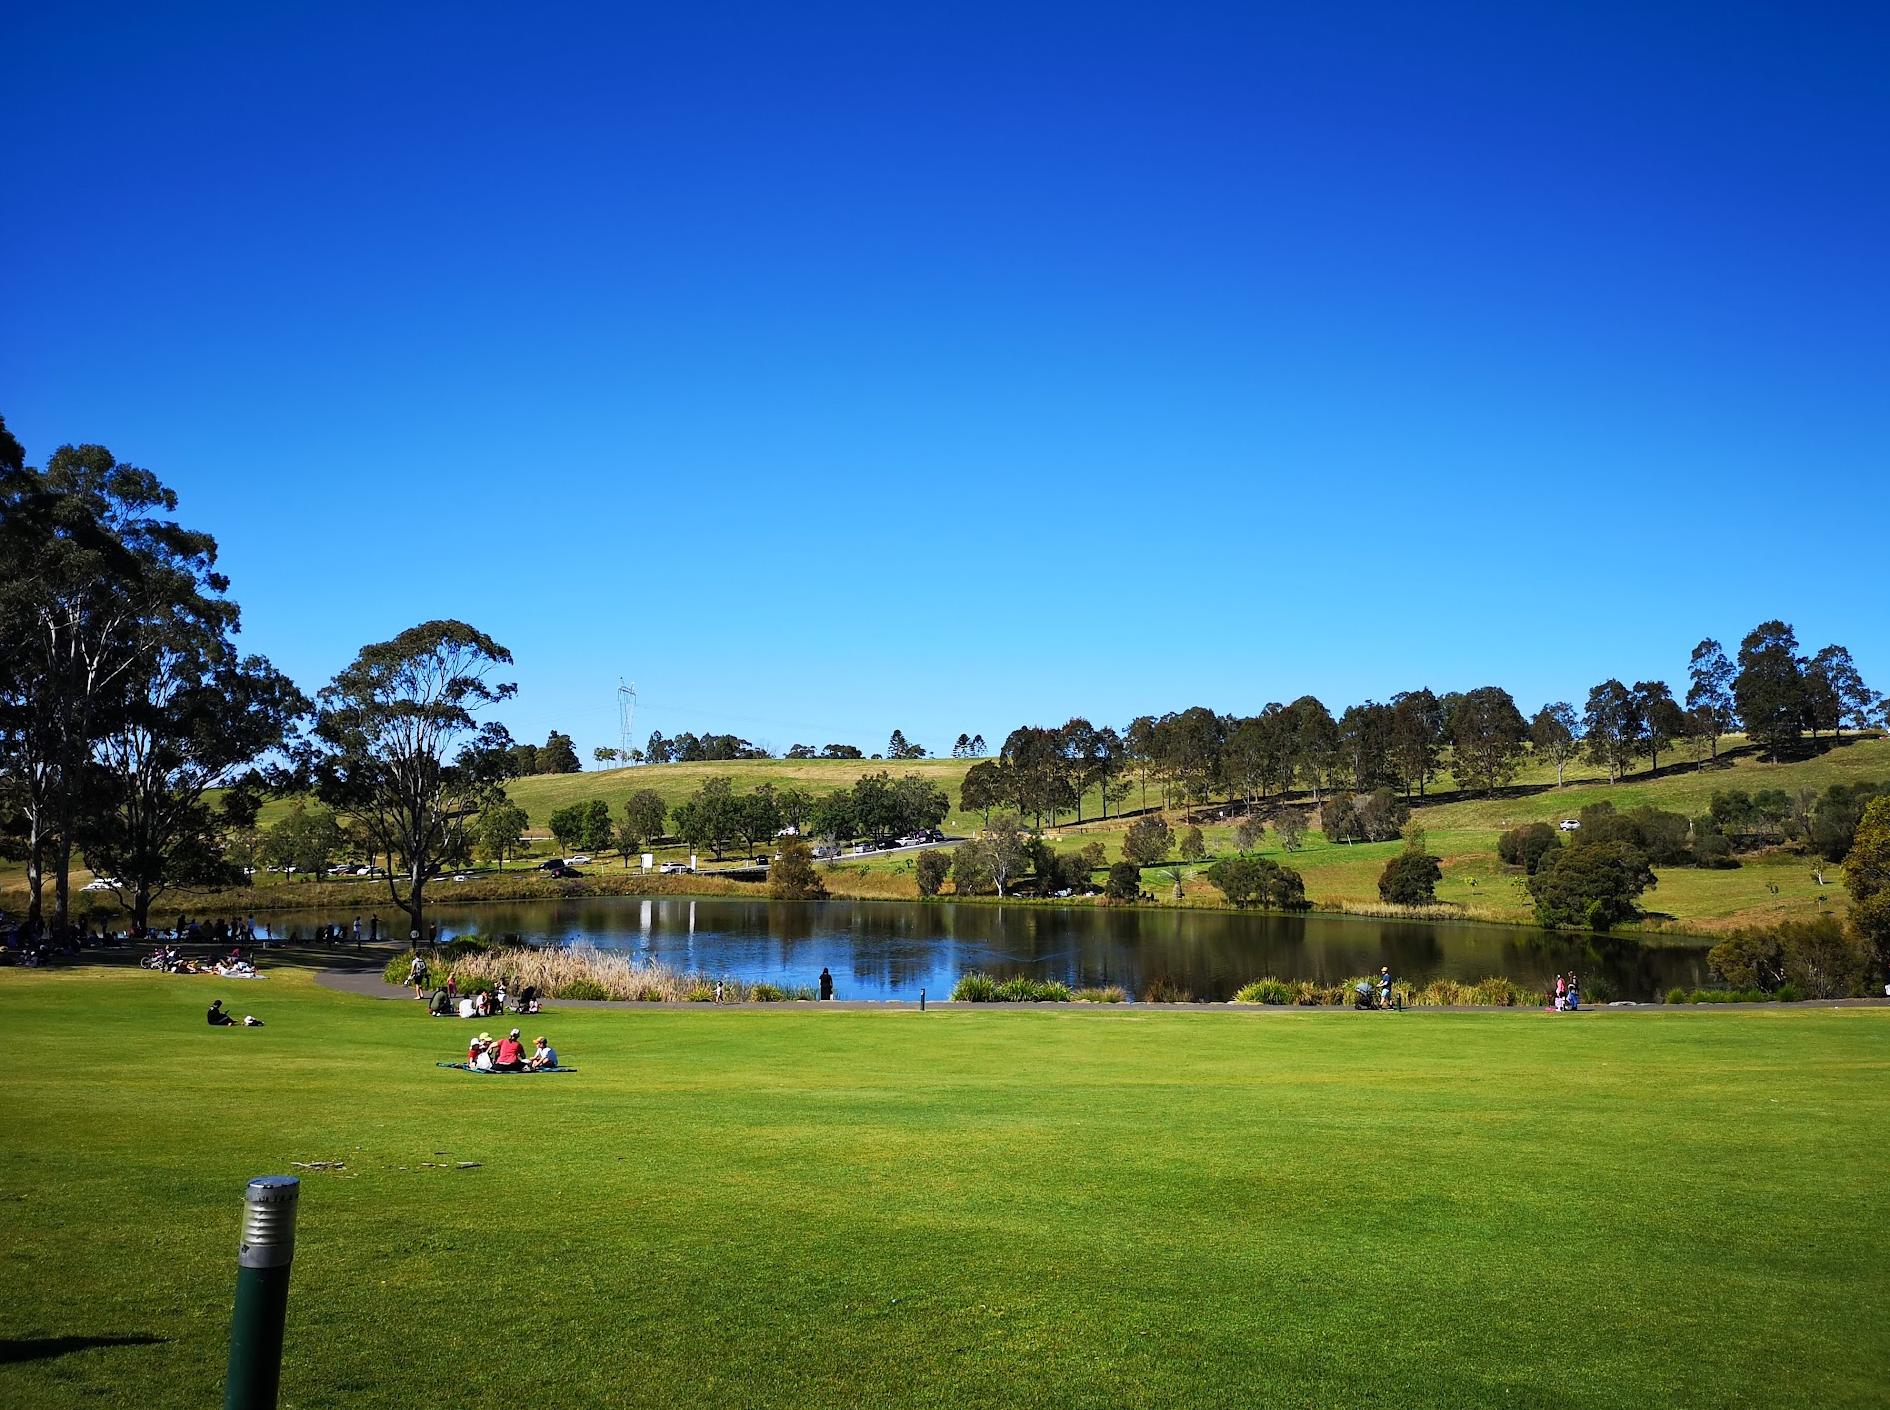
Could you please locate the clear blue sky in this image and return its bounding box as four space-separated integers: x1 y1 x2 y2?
6 2 1886 758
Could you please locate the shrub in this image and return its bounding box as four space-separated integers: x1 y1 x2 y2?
440 937 489 960
1775 983 1803 1002
1140 977 1193 1003
950 972 1069 1002
553 978 609 1000
914 849 953 897
1122 816 1174 866
951 972 1003 1002
1071 985 1125 1003
1378 851 1443 905
1104 861 1142 902
683 982 717 1002
1527 842 1656 930
1665 987 1688 1006
1467 976 1529 1007
1179 826 1206 862
748 983 785 1001
1232 978 1294 1005
1498 823 1561 875
1710 915 1872 998
1204 855 1309 909
382 953 421 984
994 976 1071 1002
769 835 828 900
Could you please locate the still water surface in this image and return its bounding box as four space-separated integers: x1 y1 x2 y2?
259 896 1711 1001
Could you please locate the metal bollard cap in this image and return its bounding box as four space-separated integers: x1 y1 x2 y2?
238 1175 300 1268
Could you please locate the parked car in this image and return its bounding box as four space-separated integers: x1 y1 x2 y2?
659 861 693 875
850 844 874 856
451 873 471 883
567 854 591 865
543 863 581 879
1558 819 1581 832
537 859 566 871
81 878 118 892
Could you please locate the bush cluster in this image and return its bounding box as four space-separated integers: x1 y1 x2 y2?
950 972 1072 1002
1666 985 1804 1004
1070 985 1126 1003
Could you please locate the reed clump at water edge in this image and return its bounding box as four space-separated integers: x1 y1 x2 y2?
426 943 815 1002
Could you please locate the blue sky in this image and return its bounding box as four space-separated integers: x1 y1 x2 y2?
6 2 1886 758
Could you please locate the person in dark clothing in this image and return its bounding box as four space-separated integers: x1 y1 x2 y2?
819 967 834 1001
207 1000 237 1027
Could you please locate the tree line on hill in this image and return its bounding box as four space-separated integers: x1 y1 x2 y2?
955 631 1881 832
591 728 942 767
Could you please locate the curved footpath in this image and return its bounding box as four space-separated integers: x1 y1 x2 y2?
314 967 1890 1015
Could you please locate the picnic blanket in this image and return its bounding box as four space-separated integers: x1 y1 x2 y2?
435 1061 577 1074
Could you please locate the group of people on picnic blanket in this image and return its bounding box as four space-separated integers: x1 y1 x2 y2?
462 1028 559 1072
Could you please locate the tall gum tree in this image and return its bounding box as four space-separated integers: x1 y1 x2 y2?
308 621 514 947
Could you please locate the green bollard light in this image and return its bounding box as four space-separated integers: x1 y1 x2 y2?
225 1175 299 1410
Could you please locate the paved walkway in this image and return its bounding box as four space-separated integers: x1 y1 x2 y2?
313 968 1890 1015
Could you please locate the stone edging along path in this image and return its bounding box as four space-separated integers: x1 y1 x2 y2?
314 968 1890 1016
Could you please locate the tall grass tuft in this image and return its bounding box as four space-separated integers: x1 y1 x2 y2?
1071 985 1126 1003
1140 977 1193 1004
1232 978 1294 1005
951 972 1071 1002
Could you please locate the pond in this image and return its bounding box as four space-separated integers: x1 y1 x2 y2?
254 895 1713 1002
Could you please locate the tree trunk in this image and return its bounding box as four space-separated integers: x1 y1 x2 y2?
25 827 44 929
54 834 72 930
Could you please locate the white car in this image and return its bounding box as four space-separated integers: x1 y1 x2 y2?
1558 819 1581 832
659 861 692 875
568 855 591 865
81 878 118 892
452 873 471 883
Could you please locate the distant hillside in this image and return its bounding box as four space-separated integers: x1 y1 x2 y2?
1414 733 1890 831
506 756 980 831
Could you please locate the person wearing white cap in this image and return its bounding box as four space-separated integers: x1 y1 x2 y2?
468 1033 494 1071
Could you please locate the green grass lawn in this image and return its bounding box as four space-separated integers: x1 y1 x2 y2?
4 967 1887 1408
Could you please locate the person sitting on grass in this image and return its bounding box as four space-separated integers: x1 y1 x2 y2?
492 1028 526 1072
468 1033 494 1070
207 999 236 1027
527 1035 558 1070
429 987 454 1017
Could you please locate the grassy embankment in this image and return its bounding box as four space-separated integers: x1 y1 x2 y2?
12 736 1886 935
2 965 1886 1409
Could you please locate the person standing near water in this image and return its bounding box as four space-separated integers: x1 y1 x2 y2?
819 967 834 1001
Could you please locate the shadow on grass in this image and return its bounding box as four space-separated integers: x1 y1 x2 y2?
0 1334 166 1364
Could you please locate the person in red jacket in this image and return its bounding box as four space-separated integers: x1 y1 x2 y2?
493 1028 526 1071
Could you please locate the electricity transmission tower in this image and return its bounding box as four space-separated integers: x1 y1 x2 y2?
617 680 638 764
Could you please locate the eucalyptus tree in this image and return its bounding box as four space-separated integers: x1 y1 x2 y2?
1583 679 1639 784
1529 702 1580 787
0 439 228 928
308 621 515 945
1449 686 1528 795
1685 639 1735 761
1389 689 1445 798
1734 621 1807 762
84 612 305 932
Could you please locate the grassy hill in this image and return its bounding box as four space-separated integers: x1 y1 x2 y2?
6 966 1888 1409
25 735 1890 934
